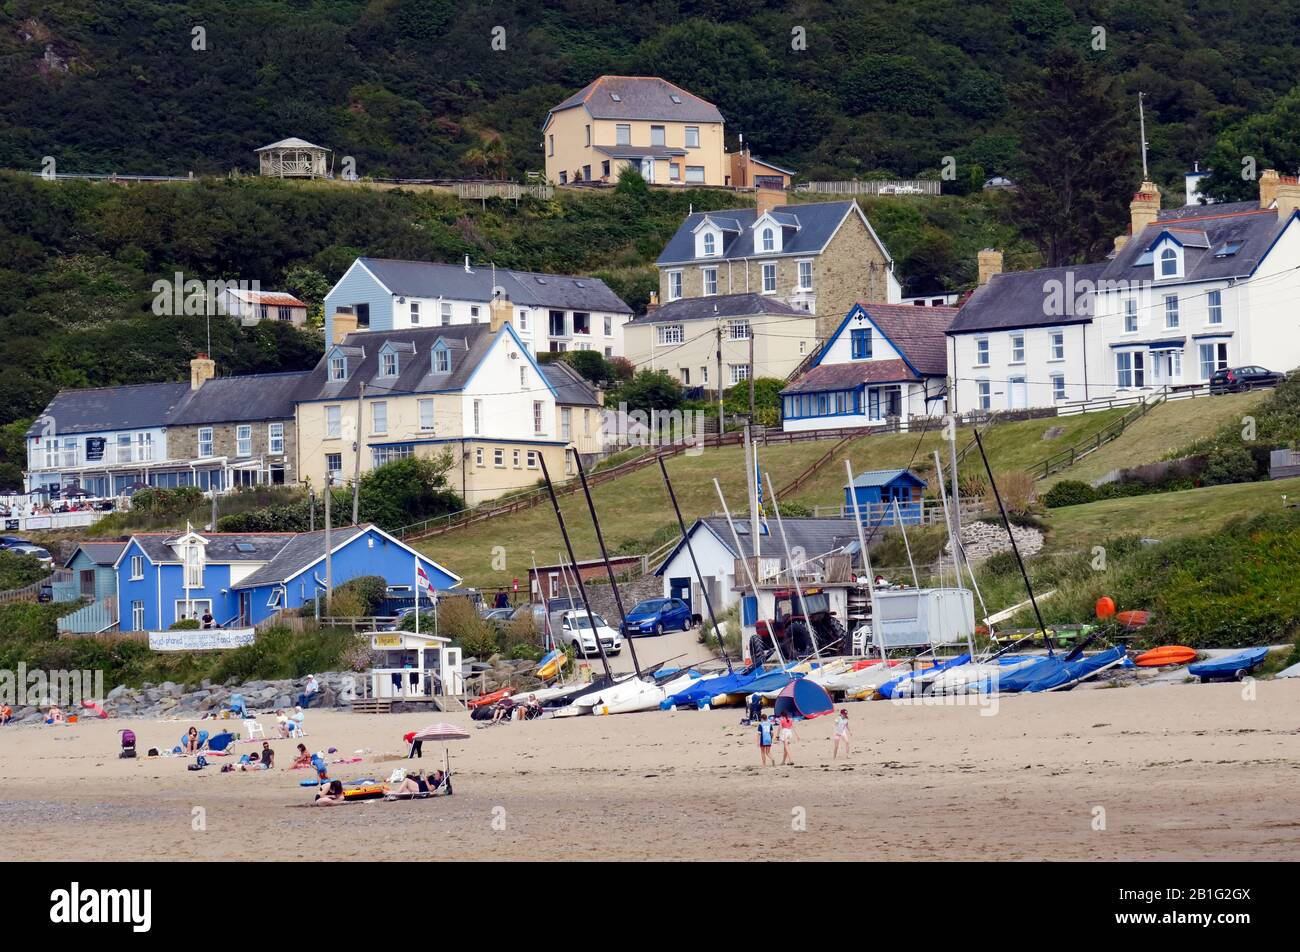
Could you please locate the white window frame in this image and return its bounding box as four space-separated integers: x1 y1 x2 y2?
1049 330 1064 361
381 352 398 377
371 401 388 435
975 338 989 367
667 271 683 301
1207 289 1223 325
440 302 452 325
328 356 346 381
729 364 750 385
761 262 777 293
728 320 751 341
761 227 775 252
685 166 705 183
493 447 505 468
268 423 284 455
132 601 145 631
131 555 144 580
658 324 684 345
702 267 718 295
418 398 435 432
325 405 342 439
197 427 213 458
1010 333 1025 364
685 126 700 148
434 347 450 373
1164 294 1180 329
797 260 813 290
1124 297 1138 333
473 399 482 435
1051 373 1066 402
533 401 544 435
236 425 252 457
702 232 716 256
977 379 991 411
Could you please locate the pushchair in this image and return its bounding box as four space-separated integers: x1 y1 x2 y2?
119 729 137 759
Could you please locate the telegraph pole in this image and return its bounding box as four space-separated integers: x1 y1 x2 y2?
748 326 756 420
351 380 365 525
716 320 724 436
324 473 333 609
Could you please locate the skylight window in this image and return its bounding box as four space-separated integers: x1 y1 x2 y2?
535 277 547 284
1214 241 1243 257
609 93 621 102
670 94 682 103
235 543 255 552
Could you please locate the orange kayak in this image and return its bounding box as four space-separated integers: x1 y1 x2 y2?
1134 645 1196 667
1116 610 1151 627
467 688 511 708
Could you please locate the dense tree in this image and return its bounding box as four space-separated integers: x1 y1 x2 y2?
1008 46 1137 266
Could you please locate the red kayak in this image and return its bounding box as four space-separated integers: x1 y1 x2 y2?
466 688 511 708
1115 610 1151 628
1134 645 1196 667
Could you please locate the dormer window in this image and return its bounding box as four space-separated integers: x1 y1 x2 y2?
762 227 775 252
703 232 716 256
380 352 398 377
328 356 347 381
432 345 451 374
1159 247 1178 277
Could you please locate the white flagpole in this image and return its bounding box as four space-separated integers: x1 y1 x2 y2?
415 558 420 636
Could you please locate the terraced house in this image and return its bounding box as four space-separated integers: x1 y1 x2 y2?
297 299 602 506
543 75 727 186
655 195 901 339
323 256 632 357
25 357 305 497
948 171 1300 412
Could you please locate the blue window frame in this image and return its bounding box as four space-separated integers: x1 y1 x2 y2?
851 328 872 359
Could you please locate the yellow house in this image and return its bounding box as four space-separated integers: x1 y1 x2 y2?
542 76 727 187
297 301 602 508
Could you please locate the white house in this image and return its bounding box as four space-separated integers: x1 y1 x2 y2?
323 257 633 358
781 302 956 431
948 171 1300 413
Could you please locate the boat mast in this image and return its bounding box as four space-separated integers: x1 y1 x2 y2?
714 478 785 666
538 455 614 681
971 427 1054 654
658 457 733 674
764 472 821 663
844 460 888 666
892 499 920 588
573 452 643 678
932 450 976 660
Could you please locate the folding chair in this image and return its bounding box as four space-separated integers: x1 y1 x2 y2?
244 720 266 740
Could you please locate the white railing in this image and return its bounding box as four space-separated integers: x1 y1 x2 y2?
795 180 940 196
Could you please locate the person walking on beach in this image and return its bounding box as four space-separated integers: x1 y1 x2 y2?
832 708 852 759
757 714 775 766
777 712 799 765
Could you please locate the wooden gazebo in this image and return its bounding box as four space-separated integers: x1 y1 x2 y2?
255 137 331 179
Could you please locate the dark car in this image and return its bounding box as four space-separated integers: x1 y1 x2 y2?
1210 365 1285 393
621 597 697 636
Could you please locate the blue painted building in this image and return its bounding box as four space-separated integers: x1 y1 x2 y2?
55 541 127 634
844 469 927 525
114 524 459 631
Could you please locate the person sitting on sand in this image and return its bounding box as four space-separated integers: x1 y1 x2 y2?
46 705 64 725
291 743 312 768
185 726 201 753
832 708 852 759
1 704 11 725
259 741 275 769
312 780 347 806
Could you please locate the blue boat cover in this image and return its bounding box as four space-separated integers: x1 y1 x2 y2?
773 679 834 719
1187 647 1268 678
878 654 971 699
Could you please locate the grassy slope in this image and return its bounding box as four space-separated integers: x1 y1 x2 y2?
1041 391 1267 488
420 408 1134 588
1044 476 1300 552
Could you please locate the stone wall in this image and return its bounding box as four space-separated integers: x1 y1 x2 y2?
946 520 1045 565
168 419 297 478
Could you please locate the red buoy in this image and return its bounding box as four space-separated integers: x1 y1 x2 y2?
1095 596 1116 620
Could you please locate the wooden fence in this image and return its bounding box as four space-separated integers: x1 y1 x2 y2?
454 181 553 201
795 180 940 196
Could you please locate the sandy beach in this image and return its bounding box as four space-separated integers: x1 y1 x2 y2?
2 675 1298 862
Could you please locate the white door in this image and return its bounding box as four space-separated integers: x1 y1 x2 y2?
1008 376 1028 409
640 157 655 183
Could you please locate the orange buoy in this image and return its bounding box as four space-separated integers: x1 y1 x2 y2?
1134 645 1196 667
1095 596 1116 620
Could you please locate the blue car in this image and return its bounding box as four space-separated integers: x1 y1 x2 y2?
622 598 697 637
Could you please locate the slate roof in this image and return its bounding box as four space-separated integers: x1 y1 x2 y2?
628 293 806 325
169 371 310 425
27 382 192 437
1100 207 1284 284
857 303 957 376
297 325 498 402
547 76 725 125
656 517 864 573
1157 200 1257 222
231 525 368 590
540 362 600 407
592 144 687 159
782 359 920 394
66 541 126 568
129 532 298 564
356 257 632 314
946 263 1109 334
656 201 866 265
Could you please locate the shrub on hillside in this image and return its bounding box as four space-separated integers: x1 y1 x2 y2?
435 595 498 658
130 486 203 517
0 550 49 590
993 470 1039 516
1201 444 1259 486
1044 480 1096 508
334 575 388 616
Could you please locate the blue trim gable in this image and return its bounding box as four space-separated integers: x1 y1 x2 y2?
811 303 924 378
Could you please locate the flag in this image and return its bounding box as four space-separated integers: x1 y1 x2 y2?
756 464 769 535
416 563 434 596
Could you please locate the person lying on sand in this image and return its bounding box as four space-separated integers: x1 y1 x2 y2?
387 770 447 798
312 780 347 806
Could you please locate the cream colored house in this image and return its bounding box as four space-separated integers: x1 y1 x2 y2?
623 293 818 393
542 76 726 186
297 301 598 507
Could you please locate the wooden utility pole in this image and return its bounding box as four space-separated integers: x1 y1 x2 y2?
351 380 365 525
716 321 724 434
324 473 333 609
748 327 756 421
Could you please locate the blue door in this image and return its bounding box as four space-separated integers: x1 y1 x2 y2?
669 577 691 609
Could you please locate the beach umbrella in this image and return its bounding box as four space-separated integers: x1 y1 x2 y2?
410 722 470 786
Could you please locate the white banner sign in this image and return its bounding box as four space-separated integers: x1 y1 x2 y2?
148 628 256 652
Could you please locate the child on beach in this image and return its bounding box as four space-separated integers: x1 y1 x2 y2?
778 712 799 765
832 708 852 758
757 715 775 766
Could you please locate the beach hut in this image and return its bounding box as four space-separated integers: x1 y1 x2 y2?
255 137 331 178
773 678 833 719
843 468 926 525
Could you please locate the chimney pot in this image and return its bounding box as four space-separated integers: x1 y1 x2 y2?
330 310 358 345
755 186 785 217
1128 180 1162 240
189 354 215 391
489 294 513 334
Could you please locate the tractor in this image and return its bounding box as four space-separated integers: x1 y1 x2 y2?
750 588 848 663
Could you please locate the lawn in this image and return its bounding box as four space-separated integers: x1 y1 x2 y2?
1041 390 1266 487
420 405 1138 589
1043 475 1300 552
